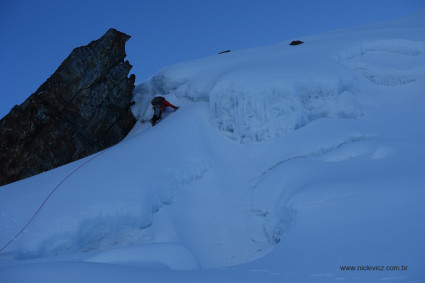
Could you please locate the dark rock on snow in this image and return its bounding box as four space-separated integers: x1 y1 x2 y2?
0 28 136 186
289 40 304 46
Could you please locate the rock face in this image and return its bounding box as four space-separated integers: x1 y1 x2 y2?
0 28 136 186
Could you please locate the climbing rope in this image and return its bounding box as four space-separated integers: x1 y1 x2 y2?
0 150 107 254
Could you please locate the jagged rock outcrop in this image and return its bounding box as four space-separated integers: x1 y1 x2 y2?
0 28 136 186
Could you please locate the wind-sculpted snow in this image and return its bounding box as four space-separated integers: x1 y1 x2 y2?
3 118 212 260
132 43 362 143
251 126 372 244
337 39 425 86
209 78 361 142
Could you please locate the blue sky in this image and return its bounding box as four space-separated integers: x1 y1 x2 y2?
1 0 424 118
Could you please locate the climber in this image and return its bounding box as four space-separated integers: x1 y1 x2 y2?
150 96 179 126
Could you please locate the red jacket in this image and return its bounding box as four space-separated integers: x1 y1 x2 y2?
161 100 177 111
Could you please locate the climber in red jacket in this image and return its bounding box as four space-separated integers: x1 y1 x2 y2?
150 96 179 126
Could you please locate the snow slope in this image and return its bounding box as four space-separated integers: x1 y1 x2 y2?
1 9 425 283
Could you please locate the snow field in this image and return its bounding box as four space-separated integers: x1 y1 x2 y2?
0 104 213 261
1 9 425 282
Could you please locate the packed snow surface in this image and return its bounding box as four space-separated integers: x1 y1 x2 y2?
1 10 425 283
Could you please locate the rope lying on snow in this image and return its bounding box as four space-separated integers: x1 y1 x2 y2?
0 150 108 254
